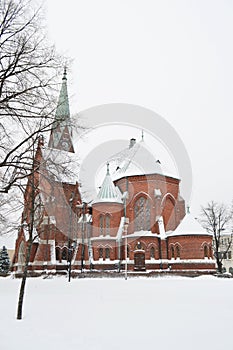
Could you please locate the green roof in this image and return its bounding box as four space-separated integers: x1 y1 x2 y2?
55 67 70 121
94 163 123 204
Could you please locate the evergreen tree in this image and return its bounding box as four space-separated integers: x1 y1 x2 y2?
0 246 10 274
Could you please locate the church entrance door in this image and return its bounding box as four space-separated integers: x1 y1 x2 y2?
134 251 146 271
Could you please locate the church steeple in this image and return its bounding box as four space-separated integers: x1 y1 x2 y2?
48 67 74 153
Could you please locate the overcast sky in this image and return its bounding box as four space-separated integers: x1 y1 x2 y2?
44 0 233 216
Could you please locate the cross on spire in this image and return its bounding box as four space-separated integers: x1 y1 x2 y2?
62 66 67 80
107 162 110 175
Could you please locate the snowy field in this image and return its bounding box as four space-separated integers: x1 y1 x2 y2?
1 275 232 350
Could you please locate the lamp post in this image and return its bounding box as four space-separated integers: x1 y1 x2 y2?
124 219 129 280
68 241 77 282
81 202 87 273
121 191 129 279
125 225 128 280
68 192 75 282
76 202 87 273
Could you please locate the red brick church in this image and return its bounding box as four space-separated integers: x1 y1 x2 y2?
12 70 215 274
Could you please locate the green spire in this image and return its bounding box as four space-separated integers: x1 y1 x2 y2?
55 66 70 121
48 67 74 153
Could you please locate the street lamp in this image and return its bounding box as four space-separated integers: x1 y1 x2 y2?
68 241 77 282
123 219 129 280
68 192 75 282
125 224 128 280
121 191 129 280
76 202 87 273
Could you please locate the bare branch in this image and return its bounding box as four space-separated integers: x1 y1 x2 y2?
200 201 233 273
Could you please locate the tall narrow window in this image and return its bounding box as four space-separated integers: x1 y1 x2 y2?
105 247 110 259
176 245 180 259
56 247 61 261
99 248 103 259
171 246 175 259
127 246 130 258
105 215 110 236
204 245 208 258
134 196 151 231
99 215 104 235
150 247 155 259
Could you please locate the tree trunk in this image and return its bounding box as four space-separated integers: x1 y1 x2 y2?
216 257 223 274
16 239 33 320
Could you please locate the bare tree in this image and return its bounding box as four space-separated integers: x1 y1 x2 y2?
201 201 233 273
16 136 40 319
0 0 65 194
16 133 79 319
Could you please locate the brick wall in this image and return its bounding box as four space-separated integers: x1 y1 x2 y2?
92 202 123 237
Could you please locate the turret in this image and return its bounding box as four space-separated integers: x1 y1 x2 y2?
92 163 123 237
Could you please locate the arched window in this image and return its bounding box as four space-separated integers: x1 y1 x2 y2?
150 247 155 259
81 245 85 260
99 248 103 259
134 196 151 231
105 215 110 236
105 247 110 259
171 246 175 259
204 245 208 258
62 248 68 260
99 215 104 235
176 245 180 259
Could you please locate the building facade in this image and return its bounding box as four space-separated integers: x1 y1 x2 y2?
12 70 215 275
217 233 233 273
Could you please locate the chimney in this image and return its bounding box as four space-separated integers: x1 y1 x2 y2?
129 138 136 148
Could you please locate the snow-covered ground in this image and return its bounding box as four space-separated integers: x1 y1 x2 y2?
1 275 232 350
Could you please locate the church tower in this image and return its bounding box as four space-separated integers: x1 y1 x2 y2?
48 67 74 153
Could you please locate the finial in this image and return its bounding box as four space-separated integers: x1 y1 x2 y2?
141 129 144 141
106 162 110 175
38 134 44 146
62 66 67 80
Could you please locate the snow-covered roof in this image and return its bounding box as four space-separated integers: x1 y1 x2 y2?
108 138 177 181
41 146 79 184
123 231 160 238
168 212 212 237
93 164 123 204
